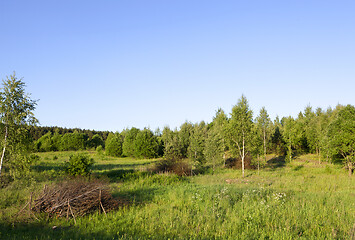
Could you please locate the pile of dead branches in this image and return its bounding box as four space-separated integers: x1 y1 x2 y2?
32 179 121 219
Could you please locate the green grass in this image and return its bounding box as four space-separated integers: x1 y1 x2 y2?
1 152 355 239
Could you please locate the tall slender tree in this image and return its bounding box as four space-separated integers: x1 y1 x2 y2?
188 121 207 166
281 116 302 162
0 73 37 177
225 95 253 177
255 107 272 162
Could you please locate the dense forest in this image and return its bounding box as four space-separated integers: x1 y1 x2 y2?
30 95 355 175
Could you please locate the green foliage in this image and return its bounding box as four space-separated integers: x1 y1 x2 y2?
188 122 207 166
60 131 87 151
281 116 303 162
204 109 227 170
64 153 94 176
162 127 184 160
0 73 38 178
88 134 104 149
105 133 123 157
134 128 159 159
96 145 104 156
122 127 140 157
225 95 253 177
179 122 194 158
204 126 224 170
255 107 272 161
35 131 56 152
328 105 355 175
271 116 284 155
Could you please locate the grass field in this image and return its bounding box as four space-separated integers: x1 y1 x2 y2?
1 151 355 239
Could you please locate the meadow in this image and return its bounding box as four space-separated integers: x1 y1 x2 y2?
1 151 355 239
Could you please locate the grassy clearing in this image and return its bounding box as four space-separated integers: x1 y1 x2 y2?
1 152 355 239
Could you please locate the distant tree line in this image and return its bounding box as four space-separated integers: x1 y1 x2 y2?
30 95 355 176
29 126 111 141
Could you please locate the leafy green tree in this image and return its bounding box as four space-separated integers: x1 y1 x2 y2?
188 122 207 166
162 126 183 160
122 127 140 157
51 129 62 151
60 131 87 151
271 116 284 155
35 131 55 152
0 73 38 178
281 116 302 162
154 128 165 157
105 132 123 157
225 95 253 177
89 134 104 149
328 105 355 176
64 153 94 176
204 108 228 170
302 106 317 154
255 107 272 163
250 123 264 173
179 122 194 158
133 128 158 159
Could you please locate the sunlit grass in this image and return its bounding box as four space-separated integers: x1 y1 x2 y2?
1 151 355 239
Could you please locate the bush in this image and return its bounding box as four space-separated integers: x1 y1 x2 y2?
64 153 94 176
225 155 256 169
96 145 104 155
105 133 123 157
151 159 192 176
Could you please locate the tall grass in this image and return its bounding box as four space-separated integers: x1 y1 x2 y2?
1 152 354 239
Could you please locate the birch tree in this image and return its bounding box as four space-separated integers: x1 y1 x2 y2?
255 107 272 162
225 95 253 177
328 105 355 176
0 73 37 177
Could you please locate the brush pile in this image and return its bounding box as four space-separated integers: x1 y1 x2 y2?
32 179 120 218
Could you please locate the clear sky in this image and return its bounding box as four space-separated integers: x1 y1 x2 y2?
1 0 354 132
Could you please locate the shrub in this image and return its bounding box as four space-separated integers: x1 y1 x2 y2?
105 133 123 157
225 155 256 169
29 154 41 163
64 153 94 176
151 159 192 176
96 145 104 155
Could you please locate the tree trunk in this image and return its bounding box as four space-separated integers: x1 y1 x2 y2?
263 129 267 162
242 132 245 178
0 125 8 177
257 154 260 175
223 153 226 168
348 162 353 177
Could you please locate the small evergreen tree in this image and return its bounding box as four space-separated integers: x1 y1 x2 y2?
134 128 158 159
122 127 140 157
64 153 94 176
105 132 123 157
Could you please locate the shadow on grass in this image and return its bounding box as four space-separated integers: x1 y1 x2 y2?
267 156 286 170
92 162 152 171
95 168 154 183
31 163 62 172
113 186 159 205
0 220 184 240
293 165 304 171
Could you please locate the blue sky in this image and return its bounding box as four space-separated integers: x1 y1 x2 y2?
1 1 354 131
